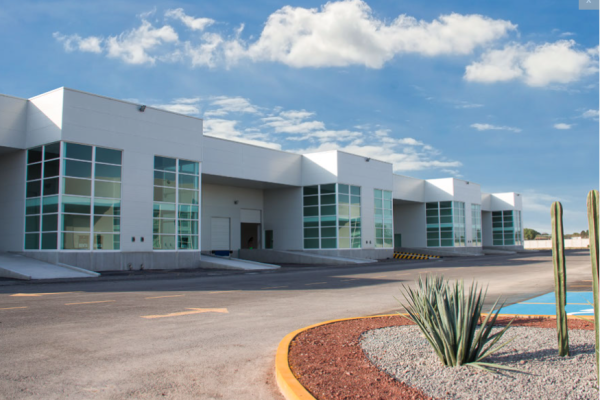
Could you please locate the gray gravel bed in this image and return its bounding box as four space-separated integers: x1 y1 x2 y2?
360 326 598 400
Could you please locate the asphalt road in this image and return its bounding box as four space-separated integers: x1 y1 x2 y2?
0 250 594 400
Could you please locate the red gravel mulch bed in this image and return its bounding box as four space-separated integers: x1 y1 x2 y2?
288 315 594 400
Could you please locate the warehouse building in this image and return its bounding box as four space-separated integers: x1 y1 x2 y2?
0 88 523 272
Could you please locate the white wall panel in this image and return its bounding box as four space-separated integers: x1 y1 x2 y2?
393 175 425 202
301 151 338 186
424 179 454 202
0 94 27 149
264 187 303 250
26 88 64 148
393 202 426 247
0 150 26 251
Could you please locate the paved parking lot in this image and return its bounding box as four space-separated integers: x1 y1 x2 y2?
0 250 594 399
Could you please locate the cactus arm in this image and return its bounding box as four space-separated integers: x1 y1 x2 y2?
551 201 569 357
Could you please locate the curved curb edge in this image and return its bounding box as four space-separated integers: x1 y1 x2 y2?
275 312 593 400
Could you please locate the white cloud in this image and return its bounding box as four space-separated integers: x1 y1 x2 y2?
560 32 575 37
105 20 178 65
165 8 215 31
204 96 260 116
553 123 571 130
53 33 103 53
54 2 515 70
582 109 599 120
470 123 521 133
465 40 599 87
152 103 201 115
244 1 515 68
203 118 281 149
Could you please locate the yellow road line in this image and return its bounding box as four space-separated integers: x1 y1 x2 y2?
65 300 115 306
261 286 288 289
11 292 76 297
145 295 185 299
305 282 327 286
141 308 228 319
209 290 239 294
0 306 28 310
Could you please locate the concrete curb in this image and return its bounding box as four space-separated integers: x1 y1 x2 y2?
274 313 594 400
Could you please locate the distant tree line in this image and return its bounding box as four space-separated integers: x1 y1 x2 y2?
524 228 589 240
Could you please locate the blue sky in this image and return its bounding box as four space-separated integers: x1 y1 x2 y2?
0 0 598 234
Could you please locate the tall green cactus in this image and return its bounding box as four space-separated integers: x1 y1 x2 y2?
551 201 569 356
587 190 599 378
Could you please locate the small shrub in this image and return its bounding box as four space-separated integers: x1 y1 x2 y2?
398 275 516 373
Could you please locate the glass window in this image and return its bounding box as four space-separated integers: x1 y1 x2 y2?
42 214 58 232
42 196 59 214
26 198 40 215
303 186 318 196
95 164 121 181
95 148 122 165
27 164 42 181
178 235 198 250
338 184 349 194
63 178 91 196
179 160 199 175
154 156 177 172
94 216 120 233
63 214 91 232
321 238 336 248
320 194 336 205
153 235 176 250
26 181 41 198
27 147 43 164
43 159 60 178
25 216 39 232
321 184 336 194
95 181 121 199
179 189 198 204
41 233 57 250
304 238 319 249
63 196 91 214
42 178 59 196
154 187 176 203
94 199 120 216
154 171 176 187
178 205 199 220
153 219 176 234
350 186 360 196
94 234 120 250
44 143 60 160
63 159 92 179
303 196 318 206
178 174 198 190
65 143 92 161
25 233 39 249
62 232 90 250
178 220 198 235
154 203 176 218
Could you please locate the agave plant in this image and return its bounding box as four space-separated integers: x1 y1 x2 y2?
398 275 516 373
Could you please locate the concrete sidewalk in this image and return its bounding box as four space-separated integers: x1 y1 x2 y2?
0 253 99 280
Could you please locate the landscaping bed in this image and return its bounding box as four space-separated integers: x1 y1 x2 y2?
288 315 596 400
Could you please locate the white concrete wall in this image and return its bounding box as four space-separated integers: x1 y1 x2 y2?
525 238 589 249
481 193 492 211
201 183 263 252
203 136 302 186
301 151 338 186
61 89 204 253
264 187 303 250
0 94 27 149
424 178 454 202
26 88 64 149
393 202 426 247
482 211 493 246
0 150 26 251
393 175 425 202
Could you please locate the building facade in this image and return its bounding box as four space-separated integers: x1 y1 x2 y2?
0 88 524 271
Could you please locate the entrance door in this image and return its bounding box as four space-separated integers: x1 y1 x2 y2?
211 217 230 251
394 233 402 248
241 223 261 249
265 230 273 249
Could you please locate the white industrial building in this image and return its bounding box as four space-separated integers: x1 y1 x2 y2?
0 88 524 273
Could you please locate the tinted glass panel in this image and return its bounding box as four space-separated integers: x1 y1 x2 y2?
178 174 198 189
95 164 121 181
154 187 176 203
178 235 198 250
350 186 360 195
63 160 91 179
41 233 58 250
42 196 59 214
154 156 177 172
95 148 122 165
178 220 198 235
26 181 41 198
65 143 92 161
27 163 42 181
303 186 318 196
179 189 198 204
63 178 91 196
42 214 58 231
153 235 176 250
94 216 120 232
179 160 199 175
44 143 60 160
154 171 176 187
25 233 39 249
93 234 120 250
27 147 43 164
62 196 91 214
43 178 59 196
304 238 319 249
304 228 319 238
62 232 90 250
95 181 121 198
303 196 318 206
321 238 336 249
153 219 176 234
25 216 39 232
321 184 336 194
154 203 176 218
63 214 91 231
338 184 349 194
178 205 198 220
94 199 120 216
26 198 40 215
